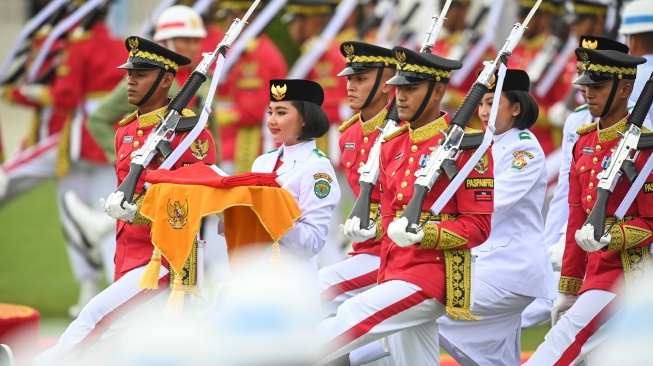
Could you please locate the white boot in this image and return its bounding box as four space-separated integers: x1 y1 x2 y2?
63 190 115 248
68 279 101 319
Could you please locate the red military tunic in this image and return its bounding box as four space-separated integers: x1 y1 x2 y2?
307 42 348 125
338 108 390 256
113 106 217 281
218 35 288 173
561 118 653 296
378 113 493 302
50 22 127 164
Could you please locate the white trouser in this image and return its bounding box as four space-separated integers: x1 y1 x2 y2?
437 277 535 366
0 133 60 206
319 253 380 318
521 271 560 328
56 160 117 282
524 289 618 366
32 265 170 366
315 280 445 365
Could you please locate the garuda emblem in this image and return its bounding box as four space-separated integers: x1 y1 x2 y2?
395 51 407 69
128 37 139 55
167 199 188 229
474 153 490 175
344 44 355 61
581 38 598 50
190 139 209 160
271 84 287 100
488 74 497 90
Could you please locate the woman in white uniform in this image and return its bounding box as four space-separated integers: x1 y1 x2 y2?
436 69 556 366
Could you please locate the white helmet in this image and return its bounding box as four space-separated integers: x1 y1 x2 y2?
153 5 207 41
619 0 653 34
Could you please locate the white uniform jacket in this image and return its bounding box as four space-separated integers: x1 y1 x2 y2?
544 103 650 247
473 128 556 300
252 140 341 262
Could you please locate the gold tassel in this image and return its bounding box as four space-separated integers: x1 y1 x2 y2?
445 306 482 321
165 274 186 315
138 248 162 289
270 241 282 264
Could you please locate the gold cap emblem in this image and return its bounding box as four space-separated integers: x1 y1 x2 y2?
395 51 407 68
344 44 355 61
579 51 590 67
128 37 139 51
581 38 598 50
488 74 497 90
271 84 287 101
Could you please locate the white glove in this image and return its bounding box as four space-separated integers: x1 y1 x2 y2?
551 292 578 326
0 168 8 200
548 101 571 128
548 234 566 271
388 217 424 247
575 224 610 252
100 191 137 221
19 83 45 103
340 216 376 242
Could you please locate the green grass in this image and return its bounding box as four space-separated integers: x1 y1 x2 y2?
0 179 78 318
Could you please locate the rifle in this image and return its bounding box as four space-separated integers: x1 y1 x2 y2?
401 0 542 233
347 0 453 228
586 70 653 240
116 0 260 204
0 0 71 85
446 2 489 61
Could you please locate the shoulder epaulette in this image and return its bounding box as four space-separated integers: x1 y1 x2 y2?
181 108 195 117
338 113 359 133
643 126 652 133
576 121 598 136
266 148 279 154
574 104 588 113
519 131 532 140
67 27 91 42
314 148 329 159
384 124 409 142
118 110 138 127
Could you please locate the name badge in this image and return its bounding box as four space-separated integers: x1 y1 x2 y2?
394 151 404 161
123 136 134 144
344 142 355 150
582 147 594 155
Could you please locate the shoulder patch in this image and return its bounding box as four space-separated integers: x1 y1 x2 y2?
119 110 138 127
574 104 588 113
266 148 279 154
519 131 532 140
511 150 534 170
576 121 598 136
338 113 359 133
314 179 331 199
463 126 483 134
384 124 409 142
313 173 333 183
314 148 329 159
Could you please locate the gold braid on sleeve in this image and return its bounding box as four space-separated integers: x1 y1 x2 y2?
419 223 439 249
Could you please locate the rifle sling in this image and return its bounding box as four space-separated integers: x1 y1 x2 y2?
637 132 653 150
459 132 484 150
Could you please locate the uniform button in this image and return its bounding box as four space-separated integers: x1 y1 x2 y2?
596 145 601 152
133 141 139 148
360 162 365 168
397 193 404 201
158 156 165 164
436 257 440 261
580 166 585 171
401 181 408 188
411 145 418 152
346 162 351 168
587 195 592 202
363 137 369 144
402 205 407 209
586 208 591 214
119 153 124 159
405 169 411 176
392 171 396 177
137 130 143 137
589 182 594 189
591 170 596 176
361 148 366 156
593 157 598 164
409 157 414 164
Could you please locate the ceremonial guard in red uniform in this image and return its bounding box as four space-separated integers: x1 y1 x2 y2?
319 41 396 317
525 43 653 366
216 0 288 174
32 36 216 366
315 46 493 365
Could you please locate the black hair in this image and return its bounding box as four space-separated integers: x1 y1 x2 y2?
503 90 539 130
291 100 330 141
